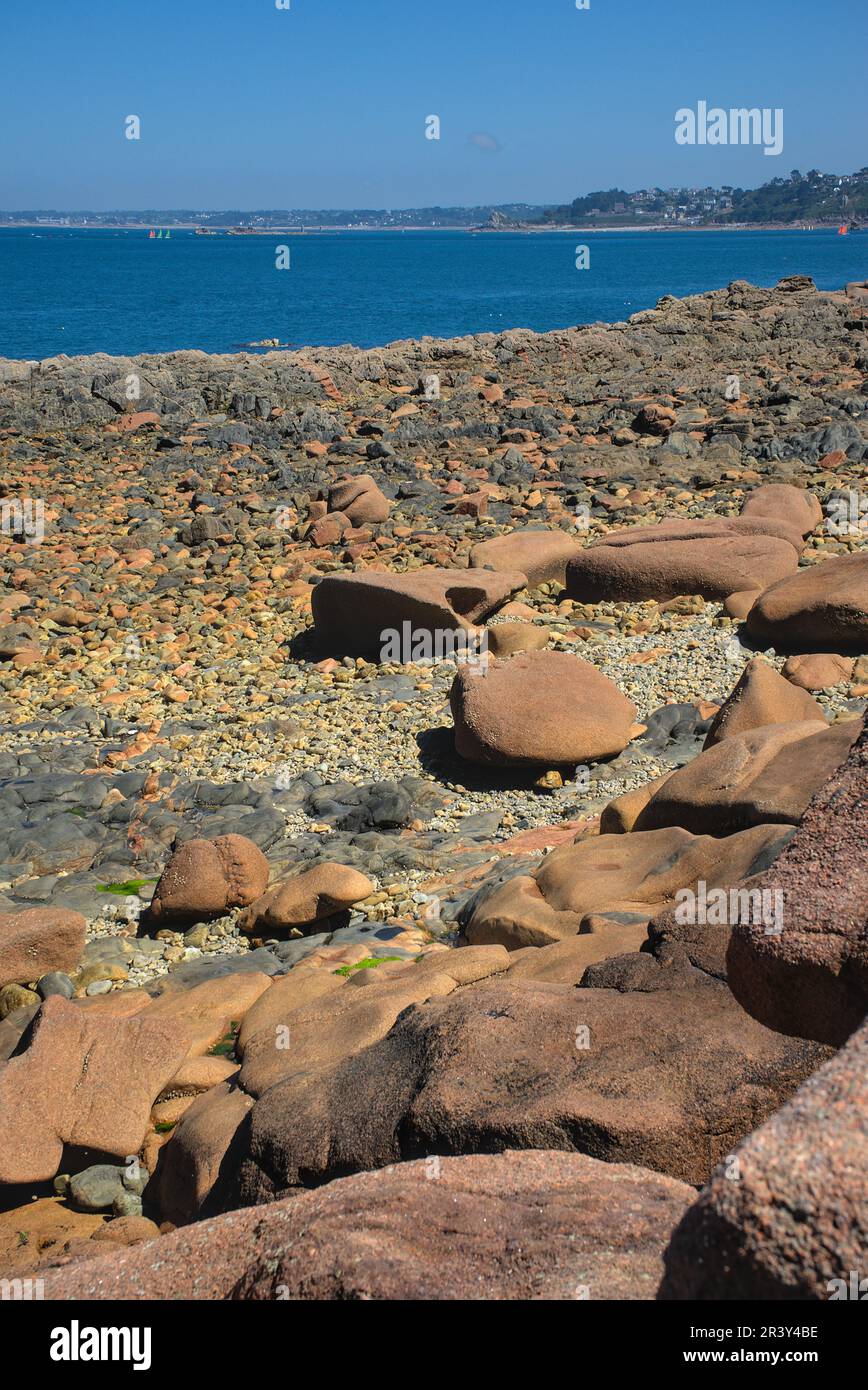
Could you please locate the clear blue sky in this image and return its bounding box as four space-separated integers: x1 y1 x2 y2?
2 0 866 209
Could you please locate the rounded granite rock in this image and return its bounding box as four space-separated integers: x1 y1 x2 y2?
150 834 270 924
450 649 636 767
746 553 868 653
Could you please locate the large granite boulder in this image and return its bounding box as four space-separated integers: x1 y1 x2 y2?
564 517 802 604
326 473 390 524
230 976 829 1203
311 567 526 657
40 1151 695 1301
727 719 868 1047
703 658 825 748
470 528 583 588
782 652 855 691
660 1019 868 1300
237 863 374 935
745 553 868 653
0 908 86 988
633 718 860 836
450 650 636 767
740 483 823 538
150 834 269 924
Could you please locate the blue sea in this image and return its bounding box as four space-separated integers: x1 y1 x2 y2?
0 226 865 361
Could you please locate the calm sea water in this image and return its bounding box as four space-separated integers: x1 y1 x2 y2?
0 226 865 361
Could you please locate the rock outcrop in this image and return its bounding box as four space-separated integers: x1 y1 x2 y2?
464 822 791 949
230 976 829 1204
727 719 868 1047
660 1019 868 1300
40 1151 695 1301
633 718 860 836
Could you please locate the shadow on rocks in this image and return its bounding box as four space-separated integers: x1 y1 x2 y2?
415 725 625 795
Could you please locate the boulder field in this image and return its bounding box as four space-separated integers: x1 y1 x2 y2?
0 277 865 1297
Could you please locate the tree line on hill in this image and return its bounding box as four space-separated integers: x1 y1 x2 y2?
538 169 868 226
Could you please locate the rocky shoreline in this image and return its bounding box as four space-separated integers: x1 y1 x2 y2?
0 275 866 1299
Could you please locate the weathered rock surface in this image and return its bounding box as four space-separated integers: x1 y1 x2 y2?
160 1054 240 1097
634 718 860 836
150 834 269 924
0 907 86 988
505 925 651 981
727 719 868 1047
91 1215 161 1247
154 1081 255 1226
470 528 583 587
144 971 272 1058
326 473 390 524
40 1151 695 1300
237 862 374 935
235 962 347 1055
0 1197 107 1278
703 659 825 748
485 621 550 658
237 944 509 1097
464 823 792 949
0 996 190 1183
565 517 801 604
600 771 673 833
311 567 526 657
231 977 829 1203
660 1019 868 1300
739 483 822 538
781 652 855 690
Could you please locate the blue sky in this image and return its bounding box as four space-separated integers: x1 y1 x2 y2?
2 0 866 209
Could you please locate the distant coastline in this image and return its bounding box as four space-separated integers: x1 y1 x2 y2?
4 168 865 235
0 220 853 234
